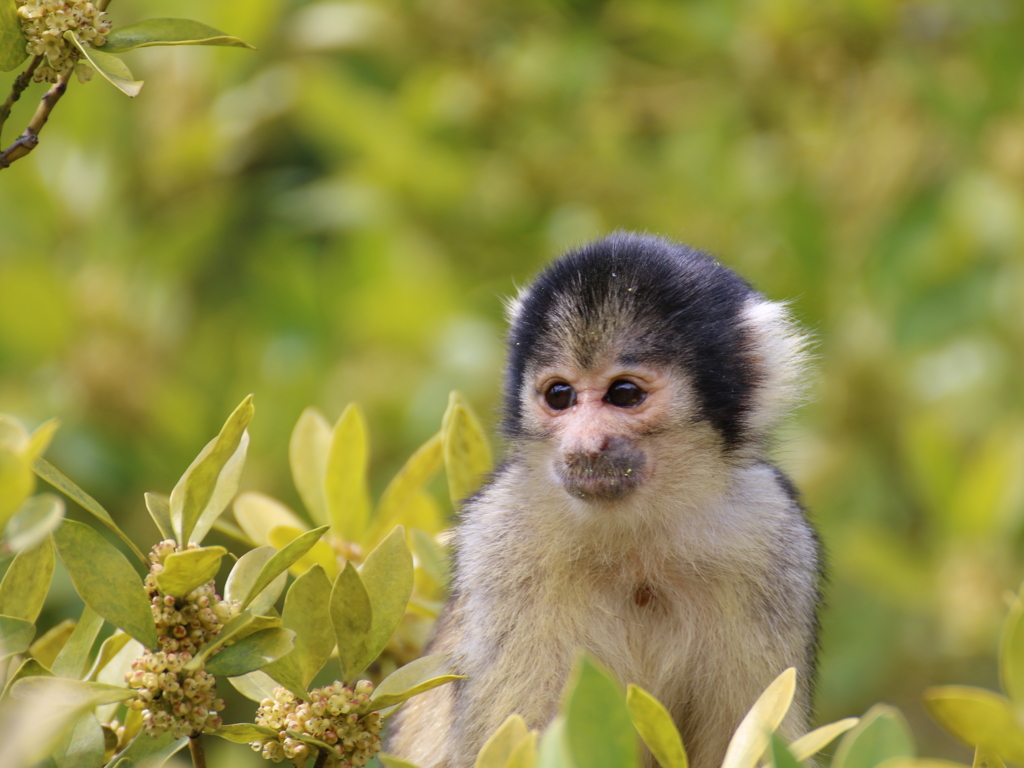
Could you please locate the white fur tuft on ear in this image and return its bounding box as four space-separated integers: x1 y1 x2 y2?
741 298 812 438
503 284 531 326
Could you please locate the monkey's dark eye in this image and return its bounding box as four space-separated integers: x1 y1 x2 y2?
605 380 646 408
544 383 576 410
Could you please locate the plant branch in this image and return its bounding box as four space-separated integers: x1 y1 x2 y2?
0 67 72 170
188 733 207 768
0 55 42 142
313 750 329 768
97 0 112 9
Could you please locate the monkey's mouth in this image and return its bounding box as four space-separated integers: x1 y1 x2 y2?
557 450 646 502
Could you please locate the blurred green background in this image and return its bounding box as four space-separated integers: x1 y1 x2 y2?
2 0 1024 763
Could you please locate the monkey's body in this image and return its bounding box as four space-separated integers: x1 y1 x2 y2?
388 233 822 768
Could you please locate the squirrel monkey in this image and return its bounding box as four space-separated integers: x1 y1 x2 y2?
388 232 822 768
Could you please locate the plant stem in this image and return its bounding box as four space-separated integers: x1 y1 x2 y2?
313 750 330 768
189 734 207 768
97 0 112 9
0 55 42 143
0 67 72 170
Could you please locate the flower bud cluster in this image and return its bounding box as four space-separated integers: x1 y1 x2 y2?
126 540 239 739
16 0 112 83
250 682 383 767
126 649 226 738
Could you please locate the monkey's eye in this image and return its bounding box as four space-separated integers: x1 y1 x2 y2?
605 380 646 408
544 382 576 410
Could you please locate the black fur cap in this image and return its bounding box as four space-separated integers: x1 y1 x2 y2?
504 232 762 449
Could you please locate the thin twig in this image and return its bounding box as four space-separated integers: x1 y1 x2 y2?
0 67 72 170
0 55 42 142
188 734 208 768
97 0 112 9
313 750 330 768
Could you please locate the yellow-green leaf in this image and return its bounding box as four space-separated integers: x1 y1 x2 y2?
0 657 52 701
833 704 915 768
565 653 637 768
25 418 58 462
368 674 465 713
102 18 256 54
0 0 28 72
227 670 280 703
212 723 280 743
474 714 530 768
186 611 281 671
410 527 449 591
241 525 329 609
203 627 295 677
145 492 174 541
29 619 76 668
721 667 796 768
924 687 1024 765
33 458 147 565
63 31 144 97
359 525 414 672
537 718 574 768
169 395 253 545
369 432 443 546
507 733 538 768
0 536 54 622
263 565 334 693
325 403 372 543
974 746 1008 768
154 545 227 599
53 710 105 768
85 631 133 682
268 524 338 579
234 491 307 547
331 561 373 682
51 605 103 679
443 392 493 509
0 614 35 657
11 677 135 707
3 492 64 553
225 546 287 616
289 407 332 527
626 684 688 768
771 734 804 768
790 717 860 761
372 653 455 706
0 447 33 531
380 755 424 768
52 521 157 649
1000 594 1024 705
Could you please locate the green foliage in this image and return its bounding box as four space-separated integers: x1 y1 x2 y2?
101 18 255 54
0 0 26 72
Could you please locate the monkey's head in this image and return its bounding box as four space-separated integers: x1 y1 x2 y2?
503 232 806 506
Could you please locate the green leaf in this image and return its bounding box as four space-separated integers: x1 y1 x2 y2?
62 31 144 98
565 653 637 768
0 449 33 530
3 492 64 553
169 394 254 546
227 669 280 703
263 565 334 692
52 520 157 650
234 491 306 547
373 653 455 701
721 667 796 768
331 561 373 682
268 524 338 579
185 611 280 670
154 545 227 599
241 525 330 609
105 726 185 767
225 546 287 616
29 619 76 668
974 746 1008 768
1000 594 1024 705
144 493 174 542
359 525 414 672
53 711 105 768
0 657 52 700
0 0 28 72
12 677 135 707
102 18 256 54
211 723 280 743
380 755 425 768
537 718 574 768
442 391 493 509
370 433 443 545
34 458 147 565
410 527 449 591
626 684 688 768
85 631 134 682
0 536 54 622
474 714 530 768
0 614 35 657
833 704 915 768
325 403 372 543
52 605 104 679
367 674 464 713
289 407 332 527
924 687 1024 765
771 734 804 768
203 627 295 677
790 718 860 761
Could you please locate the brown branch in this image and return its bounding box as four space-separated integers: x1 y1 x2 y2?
0 55 42 142
0 67 72 170
313 750 330 768
188 733 208 768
